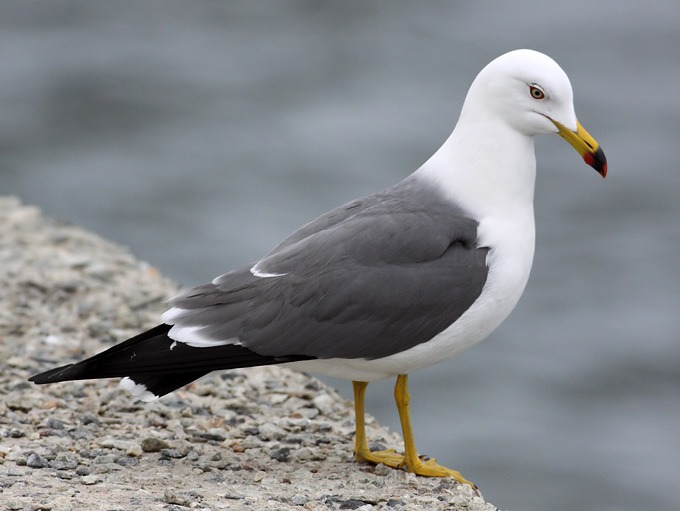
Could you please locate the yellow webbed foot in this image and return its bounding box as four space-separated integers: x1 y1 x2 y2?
352 376 478 494
408 456 477 490
354 447 405 468
355 449 478 492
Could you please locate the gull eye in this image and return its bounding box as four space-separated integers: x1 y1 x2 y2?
529 84 545 100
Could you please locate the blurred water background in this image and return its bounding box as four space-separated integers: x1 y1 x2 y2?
2 2 679 510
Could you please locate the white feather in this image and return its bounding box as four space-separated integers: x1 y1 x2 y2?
119 377 159 402
249 261 287 278
167 323 240 348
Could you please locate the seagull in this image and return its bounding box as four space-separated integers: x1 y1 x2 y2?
30 49 606 490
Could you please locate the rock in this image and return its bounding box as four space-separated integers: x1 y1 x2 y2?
312 394 336 415
81 413 101 426
76 466 91 476
270 447 291 462
97 435 137 451
140 437 169 452
163 490 191 507
81 474 102 485
0 197 498 511
195 428 228 442
7 357 31 369
290 494 308 506
160 448 188 459
51 452 78 470
94 454 119 464
46 417 65 430
69 427 94 440
339 499 375 510
257 422 286 441
26 453 49 469
125 443 143 457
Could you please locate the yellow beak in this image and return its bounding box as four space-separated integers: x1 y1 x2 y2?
551 120 607 178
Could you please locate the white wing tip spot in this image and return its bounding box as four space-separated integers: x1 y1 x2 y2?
120 377 159 402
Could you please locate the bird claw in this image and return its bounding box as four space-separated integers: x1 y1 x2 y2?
355 448 478 494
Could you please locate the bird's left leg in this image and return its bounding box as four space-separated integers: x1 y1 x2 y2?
394 374 477 490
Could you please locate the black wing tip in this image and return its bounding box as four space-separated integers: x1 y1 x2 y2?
27 323 173 385
28 363 76 384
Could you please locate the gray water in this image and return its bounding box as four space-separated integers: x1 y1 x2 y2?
2 2 679 510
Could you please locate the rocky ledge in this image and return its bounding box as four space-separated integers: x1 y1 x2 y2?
0 197 497 511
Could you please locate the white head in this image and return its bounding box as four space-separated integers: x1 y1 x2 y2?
466 49 576 135
460 49 606 176
417 49 606 221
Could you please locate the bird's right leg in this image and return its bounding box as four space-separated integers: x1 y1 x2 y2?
352 380 405 467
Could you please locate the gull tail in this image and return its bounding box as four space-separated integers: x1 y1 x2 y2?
29 324 312 400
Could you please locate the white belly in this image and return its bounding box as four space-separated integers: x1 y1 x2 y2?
288 212 536 381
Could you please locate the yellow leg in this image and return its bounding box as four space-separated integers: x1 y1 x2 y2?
393 374 476 489
352 376 477 491
352 380 404 467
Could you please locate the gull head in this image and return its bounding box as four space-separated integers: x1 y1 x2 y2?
464 49 606 177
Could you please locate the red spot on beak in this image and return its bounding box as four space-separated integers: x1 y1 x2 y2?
583 147 607 178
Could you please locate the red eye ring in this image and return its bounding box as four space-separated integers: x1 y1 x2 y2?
530 84 545 100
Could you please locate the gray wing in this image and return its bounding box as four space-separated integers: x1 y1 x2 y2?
168 176 489 360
